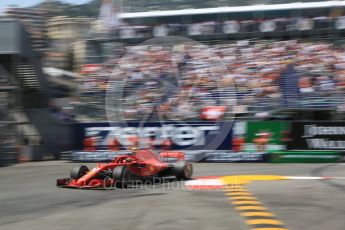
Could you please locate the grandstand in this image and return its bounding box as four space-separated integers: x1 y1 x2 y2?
76 1 345 122
114 1 345 40
121 0 345 13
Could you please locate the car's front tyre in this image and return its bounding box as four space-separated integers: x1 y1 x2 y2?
112 166 132 188
70 165 89 179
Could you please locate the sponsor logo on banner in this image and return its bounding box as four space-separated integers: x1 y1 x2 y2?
288 122 345 150
75 122 233 150
245 121 289 151
86 125 219 146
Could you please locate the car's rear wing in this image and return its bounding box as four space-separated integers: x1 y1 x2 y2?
159 151 185 162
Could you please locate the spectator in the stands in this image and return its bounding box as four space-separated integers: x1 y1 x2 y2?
75 39 345 121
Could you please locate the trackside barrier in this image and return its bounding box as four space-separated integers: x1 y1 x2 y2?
63 150 343 163
65 150 208 163
269 151 342 163
66 121 345 163
65 150 268 163
203 151 269 163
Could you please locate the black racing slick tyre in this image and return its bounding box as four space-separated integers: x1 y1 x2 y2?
173 161 193 180
112 166 132 188
70 165 89 179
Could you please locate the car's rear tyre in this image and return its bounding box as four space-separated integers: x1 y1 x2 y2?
70 165 89 179
112 166 132 188
173 161 193 180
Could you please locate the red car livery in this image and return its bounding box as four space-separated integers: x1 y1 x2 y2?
56 149 193 189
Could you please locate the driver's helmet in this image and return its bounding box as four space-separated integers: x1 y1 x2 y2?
130 146 139 154
131 146 138 151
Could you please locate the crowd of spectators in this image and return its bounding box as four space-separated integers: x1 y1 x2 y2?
75 39 345 121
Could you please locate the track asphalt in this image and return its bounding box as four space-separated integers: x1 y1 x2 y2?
0 162 344 230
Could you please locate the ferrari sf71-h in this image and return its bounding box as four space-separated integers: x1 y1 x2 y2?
56 150 193 189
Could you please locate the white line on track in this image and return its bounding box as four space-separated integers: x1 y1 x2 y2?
286 176 345 180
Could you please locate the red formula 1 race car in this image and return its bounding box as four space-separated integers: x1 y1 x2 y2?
56 149 193 189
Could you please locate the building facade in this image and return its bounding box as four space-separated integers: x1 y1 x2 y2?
45 16 93 72
47 16 92 40
5 8 47 53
